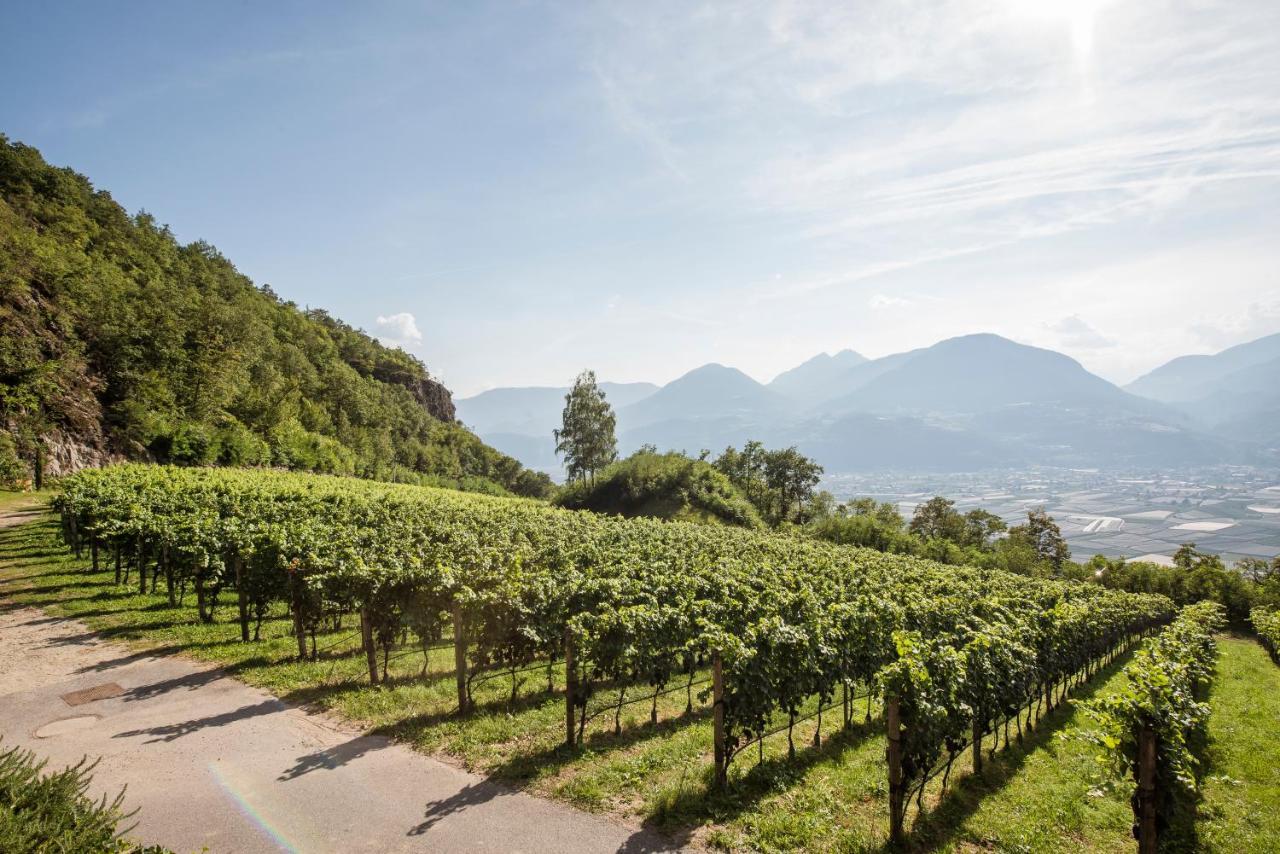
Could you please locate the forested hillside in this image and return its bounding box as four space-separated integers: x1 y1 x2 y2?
0 137 550 496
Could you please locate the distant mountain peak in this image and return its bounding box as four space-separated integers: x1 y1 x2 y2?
682 362 740 377
826 332 1140 416
622 362 781 428
768 348 868 403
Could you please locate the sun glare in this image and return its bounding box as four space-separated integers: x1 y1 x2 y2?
1006 0 1113 60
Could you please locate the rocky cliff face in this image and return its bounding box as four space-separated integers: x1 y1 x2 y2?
41 430 122 478
410 376 457 423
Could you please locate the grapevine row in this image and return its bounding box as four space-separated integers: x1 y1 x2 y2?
1251 606 1280 663
54 465 1172 842
1081 601 1225 854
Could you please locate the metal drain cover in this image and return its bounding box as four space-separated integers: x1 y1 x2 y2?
61 682 124 706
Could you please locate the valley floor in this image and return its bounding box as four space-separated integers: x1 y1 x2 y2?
1 497 1277 852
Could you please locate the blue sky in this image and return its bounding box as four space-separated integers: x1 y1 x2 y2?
4 0 1279 395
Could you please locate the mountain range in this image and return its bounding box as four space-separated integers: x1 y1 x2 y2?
459 332 1280 478
1125 332 1280 446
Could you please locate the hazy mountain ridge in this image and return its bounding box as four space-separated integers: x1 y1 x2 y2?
827 334 1152 415
1126 332 1280 403
457 382 658 436
1126 334 1280 449
767 349 867 404
460 332 1271 477
620 364 787 428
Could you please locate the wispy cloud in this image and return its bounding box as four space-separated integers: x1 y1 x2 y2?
587 0 1280 281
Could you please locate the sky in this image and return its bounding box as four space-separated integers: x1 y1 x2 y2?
3 0 1279 396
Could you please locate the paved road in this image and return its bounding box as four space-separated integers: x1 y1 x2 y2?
0 509 681 853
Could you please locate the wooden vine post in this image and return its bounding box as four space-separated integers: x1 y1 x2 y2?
453 601 470 713
712 650 727 790
564 626 577 748
886 697 905 846
360 605 379 685
1136 724 1158 854
234 554 250 642
290 570 308 661
137 535 147 594
972 719 983 774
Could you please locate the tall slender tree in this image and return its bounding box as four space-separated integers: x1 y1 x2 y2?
554 370 617 483
1008 507 1070 573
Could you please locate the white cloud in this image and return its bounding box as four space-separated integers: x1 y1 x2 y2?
1048 315 1116 349
374 312 423 349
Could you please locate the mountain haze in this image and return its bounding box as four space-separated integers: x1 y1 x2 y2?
768 349 866 404
465 332 1267 478
827 334 1154 416
1126 332 1280 403
457 382 657 436
619 364 785 428
1124 333 1280 450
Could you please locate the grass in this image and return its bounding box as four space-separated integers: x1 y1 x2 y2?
3 503 1279 852
1194 635 1280 853
0 488 53 514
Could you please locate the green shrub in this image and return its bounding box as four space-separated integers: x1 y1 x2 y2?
555 450 761 527
168 423 216 466
213 420 271 467
0 739 169 853
269 419 357 475
0 432 26 488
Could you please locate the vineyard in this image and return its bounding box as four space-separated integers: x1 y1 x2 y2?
1082 602 1226 853
1250 607 1280 663
43 464 1186 843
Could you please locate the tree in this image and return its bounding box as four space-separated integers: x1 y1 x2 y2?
553 370 617 484
714 442 823 525
846 498 906 529
714 441 768 509
961 509 1006 550
1238 556 1279 584
762 446 824 525
1007 508 1069 573
1173 542 1222 571
908 497 964 542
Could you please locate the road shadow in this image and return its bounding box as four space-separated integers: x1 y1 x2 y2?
113 698 282 743
616 827 694 853
123 668 227 701
407 780 504 836
278 734 392 780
